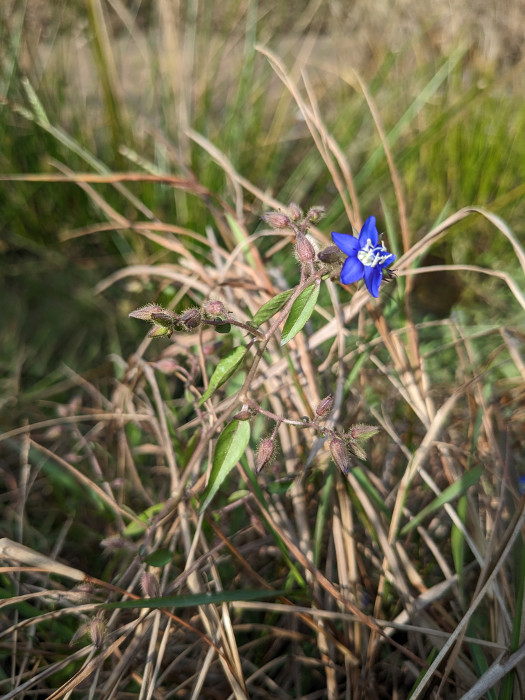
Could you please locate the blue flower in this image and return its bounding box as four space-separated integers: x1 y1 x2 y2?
331 216 396 297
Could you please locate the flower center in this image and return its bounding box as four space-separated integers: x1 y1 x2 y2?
357 239 391 268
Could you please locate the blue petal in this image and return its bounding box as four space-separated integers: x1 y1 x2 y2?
340 256 365 285
364 266 382 297
358 216 378 247
380 252 396 268
331 231 360 256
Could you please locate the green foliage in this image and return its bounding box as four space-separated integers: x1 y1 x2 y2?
280 281 321 345
200 419 251 512
252 288 294 326
198 347 247 405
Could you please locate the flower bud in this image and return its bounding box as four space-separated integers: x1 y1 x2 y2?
148 324 172 338
150 358 179 374
204 300 227 318
151 310 179 327
181 309 201 330
141 571 160 598
261 212 291 229
347 440 367 460
232 410 252 421
306 206 325 223
256 437 275 474
295 232 316 263
288 203 303 221
317 245 343 263
329 436 349 475
347 424 380 441
315 394 334 418
129 304 164 321
73 582 96 603
90 615 106 649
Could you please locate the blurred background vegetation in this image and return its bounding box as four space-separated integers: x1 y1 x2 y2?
1 0 524 407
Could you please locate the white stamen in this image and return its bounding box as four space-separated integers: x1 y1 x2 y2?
357 240 391 268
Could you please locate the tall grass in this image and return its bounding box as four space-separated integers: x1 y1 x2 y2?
1 1 524 698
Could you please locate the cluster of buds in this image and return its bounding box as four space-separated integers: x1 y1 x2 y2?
129 304 203 337
328 424 380 474
262 204 326 269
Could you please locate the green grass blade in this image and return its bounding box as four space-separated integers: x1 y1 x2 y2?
400 465 483 536
103 588 290 611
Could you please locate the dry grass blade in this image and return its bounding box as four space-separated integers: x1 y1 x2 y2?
459 642 525 700
409 505 525 699
257 44 359 228
0 539 86 582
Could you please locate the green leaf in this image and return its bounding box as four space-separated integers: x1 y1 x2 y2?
215 323 231 334
267 479 295 495
123 502 166 537
399 465 483 536
252 288 294 327
199 347 246 406
102 588 289 611
145 548 172 567
200 420 251 512
280 282 320 345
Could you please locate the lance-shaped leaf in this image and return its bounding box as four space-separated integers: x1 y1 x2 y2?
280 281 320 345
200 420 251 512
251 288 294 327
199 347 246 406
102 587 288 611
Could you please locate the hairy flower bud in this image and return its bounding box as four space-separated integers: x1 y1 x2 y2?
295 232 316 263
181 309 201 330
315 394 334 418
73 582 96 604
306 206 325 223
150 358 179 374
148 324 172 338
347 424 380 441
288 203 303 221
151 311 179 326
329 436 349 475
261 212 291 229
256 437 275 474
129 304 165 321
317 245 343 264
90 615 106 649
347 440 367 460
204 300 227 318
141 572 160 598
